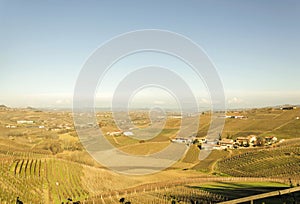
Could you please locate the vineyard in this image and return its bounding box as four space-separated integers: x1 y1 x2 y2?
81 177 294 204
0 155 45 203
84 185 227 204
0 149 297 203
216 141 300 178
0 150 89 203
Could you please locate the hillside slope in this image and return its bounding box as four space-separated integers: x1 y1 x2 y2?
215 139 300 178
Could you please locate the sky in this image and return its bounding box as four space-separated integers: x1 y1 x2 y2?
0 0 300 109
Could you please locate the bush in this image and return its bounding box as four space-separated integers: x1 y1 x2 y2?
50 143 62 155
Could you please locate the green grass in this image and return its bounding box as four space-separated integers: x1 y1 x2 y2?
191 181 300 204
191 182 289 203
197 181 288 189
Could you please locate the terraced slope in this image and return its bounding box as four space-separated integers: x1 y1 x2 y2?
216 140 300 178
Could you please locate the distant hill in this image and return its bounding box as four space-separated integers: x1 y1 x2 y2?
26 106 42 112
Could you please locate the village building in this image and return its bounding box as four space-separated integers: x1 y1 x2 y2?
236 137 249 147
106 131 123 136
17 120 34 124
218 138 234 149
265 136 278 145
247 135 257 146
235 135 257 147
171 137 193 145
123 131 134 136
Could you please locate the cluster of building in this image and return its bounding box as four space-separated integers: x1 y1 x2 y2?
212 135 279 150
5 120 35 129
170 137 194 145
4 119 73 132
170 134 280 150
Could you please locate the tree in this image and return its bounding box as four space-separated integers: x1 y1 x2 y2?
193 139 199 144
256 136 265 146
197 144 202 150
16 197 23 204
226 133 232 139
49 142 62 155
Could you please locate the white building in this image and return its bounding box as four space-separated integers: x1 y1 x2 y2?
17 120 34 124
123 131 134 136
106 131 122 136
171 137 193 144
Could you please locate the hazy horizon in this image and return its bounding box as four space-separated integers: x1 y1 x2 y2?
1 102 298 111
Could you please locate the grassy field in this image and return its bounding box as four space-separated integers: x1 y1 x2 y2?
118 141 170 155
181 144 201 164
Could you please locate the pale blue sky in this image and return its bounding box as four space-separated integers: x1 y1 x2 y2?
0 0 300 108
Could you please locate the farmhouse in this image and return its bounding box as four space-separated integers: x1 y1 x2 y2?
218 139 234 149
123 131 134 136
198 137 207 143
5 125 16 128
106 131 122 136
236 135 257 147
265 136 277 145
17 120 34 124
236 137 249 146
247 135 257 146
171 137 193 144
168 115 183 119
